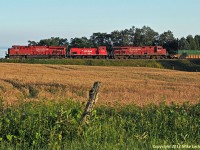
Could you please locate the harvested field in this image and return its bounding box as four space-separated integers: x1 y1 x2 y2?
0 63 199 106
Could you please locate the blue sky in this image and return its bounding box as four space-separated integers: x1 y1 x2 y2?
0 0 199 47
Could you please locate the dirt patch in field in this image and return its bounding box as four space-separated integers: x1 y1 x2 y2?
0 63 199 106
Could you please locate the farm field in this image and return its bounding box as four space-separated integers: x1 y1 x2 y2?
0 63 200 106
0 63 199 149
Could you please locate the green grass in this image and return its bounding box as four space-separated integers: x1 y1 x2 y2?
1 58 200 72
0 98 199 149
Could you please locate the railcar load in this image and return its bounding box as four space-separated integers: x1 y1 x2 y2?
177 50 200 59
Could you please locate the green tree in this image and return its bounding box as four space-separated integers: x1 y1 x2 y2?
186 35 198 50
38 37 68 46
128 26 135 46
28 40 38 46
120 29 133 46
141 26 159 46
133 26 158 46
194 35 200 49
28 37 68 47
90 32 113 52
133 28 143 46
110 26 135 47
110 30 123 46
90 33 111 47
158 31 177 53
159 30 175 45
179 37 190 50
70 37 93 48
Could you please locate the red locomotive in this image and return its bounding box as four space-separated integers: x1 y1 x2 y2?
69 46 108 58
113 46 167 59
7 45 66 58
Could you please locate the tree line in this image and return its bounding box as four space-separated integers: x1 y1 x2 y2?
28 26 200 54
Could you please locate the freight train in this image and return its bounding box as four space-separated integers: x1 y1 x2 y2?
5 45 200 59
6 45 172 59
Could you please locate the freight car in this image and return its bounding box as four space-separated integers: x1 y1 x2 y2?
69 46 108 58
6 45 66 59
177 50 200 59
112 46 167 59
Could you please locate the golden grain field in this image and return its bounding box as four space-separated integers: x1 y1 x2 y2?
0 63 199 106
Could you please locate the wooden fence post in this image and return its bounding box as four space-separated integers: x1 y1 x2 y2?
80 81 101 124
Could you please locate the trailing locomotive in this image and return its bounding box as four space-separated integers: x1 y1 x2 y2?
112 46 167 59
6 45 66 59
69 46 108 58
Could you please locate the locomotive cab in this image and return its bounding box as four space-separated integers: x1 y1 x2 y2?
98 46 107 55
154 46 166 55
154 46 163 52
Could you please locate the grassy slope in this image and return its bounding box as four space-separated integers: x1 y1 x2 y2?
1 58 200 72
